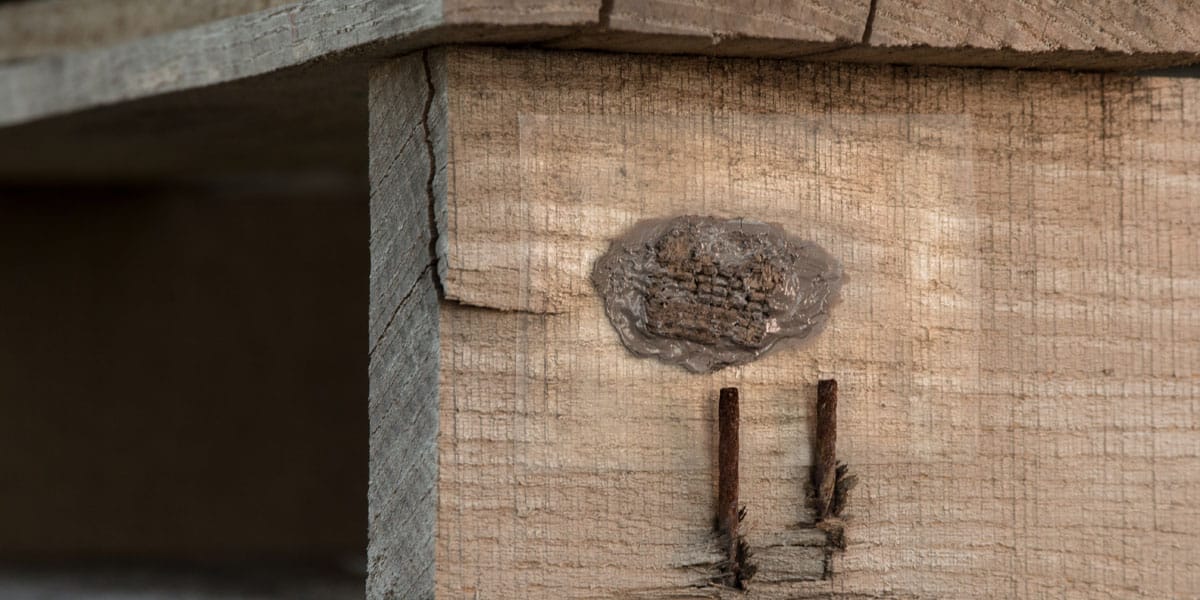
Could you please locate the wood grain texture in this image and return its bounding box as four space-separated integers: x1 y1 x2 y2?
367 50 448 600
443 0 597 26
369 50 447 348
428 47 1200 598
604 0 865 40
0 0 594 129
841 0 1200 69
5 0 1200 136
0 0 297 63
549 0 869 57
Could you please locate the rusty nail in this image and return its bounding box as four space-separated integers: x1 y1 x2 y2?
715 387 754 588
717 387 740 547
814 379 838 521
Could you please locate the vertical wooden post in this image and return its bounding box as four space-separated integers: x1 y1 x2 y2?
367 49 447 600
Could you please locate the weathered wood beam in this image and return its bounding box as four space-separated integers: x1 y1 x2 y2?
0 0 297 63
367 45 1200 599
4 0 1200 133
0 0 596 128
547 0 870 57
823 0 1200 69
367 49 448 599
561 0 1200 69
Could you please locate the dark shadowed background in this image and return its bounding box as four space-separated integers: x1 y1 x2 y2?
0 181 366 596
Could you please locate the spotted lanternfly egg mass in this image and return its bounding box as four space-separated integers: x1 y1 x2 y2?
591 215 842 373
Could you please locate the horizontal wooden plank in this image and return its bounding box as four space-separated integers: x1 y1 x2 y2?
3 0 1200 135
824 0 1200 69
0 0 296 63
0 564 361 599
549 0 870 57
875 0 1200 55
0 0 595 129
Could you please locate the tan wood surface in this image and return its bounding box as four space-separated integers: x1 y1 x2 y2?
368 46 1200 598
870 0 1200 54
828 0 1200 69
550 0 870 56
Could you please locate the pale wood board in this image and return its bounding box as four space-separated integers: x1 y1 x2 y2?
421 47 1200 598
602 0 867 40
869 0 1200 59
442 0 597 26
549 0 870 57
823 0 1200 69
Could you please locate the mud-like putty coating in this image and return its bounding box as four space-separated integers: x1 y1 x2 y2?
591 215 842 373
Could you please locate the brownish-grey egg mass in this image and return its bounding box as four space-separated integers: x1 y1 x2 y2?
591 215 842 372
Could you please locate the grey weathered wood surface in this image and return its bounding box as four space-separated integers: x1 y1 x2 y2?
3 0 1200 134
367 50 447 600
0 0 592 129
0 0 296 63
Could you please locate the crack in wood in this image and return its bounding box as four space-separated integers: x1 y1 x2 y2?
420 49 446 298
